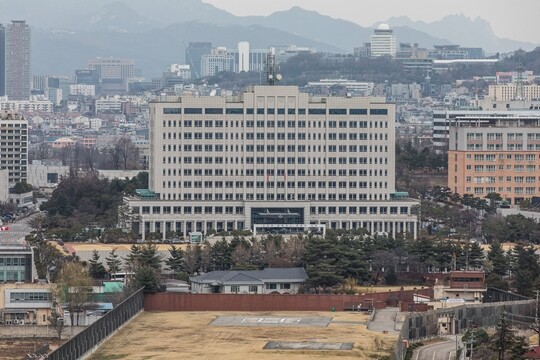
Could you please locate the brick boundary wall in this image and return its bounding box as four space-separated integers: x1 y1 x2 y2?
144 288 434 312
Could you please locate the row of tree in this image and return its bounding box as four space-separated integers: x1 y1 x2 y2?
30 136 142 172
461 316 530 359
37 171 148 241
77 232 488 292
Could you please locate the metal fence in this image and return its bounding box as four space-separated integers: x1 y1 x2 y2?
484 288 531 303
47 288 144 360
394 299 536 360
25 343 50 360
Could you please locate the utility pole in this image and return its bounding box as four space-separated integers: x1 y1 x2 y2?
535 290 539 324
535 290 540 346
498 313 506 360
469 327 475 360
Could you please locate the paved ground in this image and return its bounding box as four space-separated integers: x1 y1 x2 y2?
0 213 35 245
367 308 400 333
413 337 462 360
263 341 354 350
210 316 333 327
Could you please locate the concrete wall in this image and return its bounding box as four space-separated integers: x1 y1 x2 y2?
0 325 85 339
394 299 535 360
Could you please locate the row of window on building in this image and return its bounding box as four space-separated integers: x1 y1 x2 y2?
467 187 538 195
469 164 537 172
466 154 538 161
467 144 540 151
160 192 389 201
163 168 385 177
163 132 388 142
164 142 387 153
467 133 540 140
10 292 52 302
162 180 388 189
136 205 409 215
0 257 27 266
162 154 388 165
466 176 540 183
162 107 388 116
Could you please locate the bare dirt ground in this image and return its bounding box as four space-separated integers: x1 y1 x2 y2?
0 338 62 360
89 311 397 360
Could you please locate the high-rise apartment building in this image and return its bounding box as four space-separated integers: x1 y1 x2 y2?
448 114 540 204
0 110 28 186
185 42 212 79
5 21 31 100
0 24 5 97
370 24 396 58
237 41 250 73
124 86 418 240
88 58 135 95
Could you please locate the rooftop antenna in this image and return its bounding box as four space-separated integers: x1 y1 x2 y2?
266 47 282 85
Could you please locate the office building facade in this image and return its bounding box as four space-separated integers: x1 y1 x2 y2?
0 245 34 282
200 48 235 77
185 42 212 79
88 58 135 95
5 21 31 100
448 114 540 204
124 86 418 240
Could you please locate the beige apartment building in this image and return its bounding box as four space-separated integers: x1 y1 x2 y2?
123 86 418 240
488 84 540 102
448 115 540 204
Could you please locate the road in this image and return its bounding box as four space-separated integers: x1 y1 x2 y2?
414 338 461 360
0 213 36 245
367 308 400 333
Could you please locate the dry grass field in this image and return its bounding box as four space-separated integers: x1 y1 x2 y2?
89 311 397 360
0 338 62 360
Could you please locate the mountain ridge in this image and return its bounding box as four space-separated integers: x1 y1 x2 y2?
1 0 536 76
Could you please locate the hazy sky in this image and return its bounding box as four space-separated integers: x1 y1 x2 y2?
204 0 540 44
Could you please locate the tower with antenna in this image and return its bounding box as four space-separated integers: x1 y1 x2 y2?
265 47 282 85
513 49 525 101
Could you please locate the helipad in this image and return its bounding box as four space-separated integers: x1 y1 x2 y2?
264 341 354 350
209 316 332 327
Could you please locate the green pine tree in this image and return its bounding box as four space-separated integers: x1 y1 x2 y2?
511 243 540 297
88 250 107 279
105 247 122 276
133 266 161 293
487 241 508 277
165 245 184 278
468 241 484 269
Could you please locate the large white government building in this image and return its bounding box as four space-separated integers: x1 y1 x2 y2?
124 86 418 240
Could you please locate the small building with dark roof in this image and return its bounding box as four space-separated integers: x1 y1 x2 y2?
189 267 308 294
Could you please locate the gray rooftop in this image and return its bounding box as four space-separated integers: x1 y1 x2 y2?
190 267 308 285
